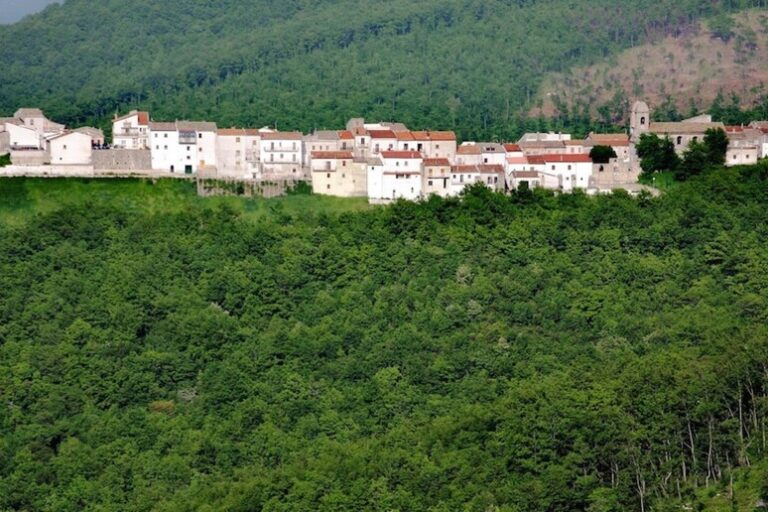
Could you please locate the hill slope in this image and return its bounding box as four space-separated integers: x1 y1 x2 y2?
0 0 764 139
2 170 768 510
532 10 768 123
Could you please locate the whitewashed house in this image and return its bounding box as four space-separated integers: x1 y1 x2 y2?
14 108 65 138
216 128 262 179
48 131 93 165
259 131 305 179
368 150 423 202
536 154 593 192
149 121 218 174
450 164 505 195
112 111 150 149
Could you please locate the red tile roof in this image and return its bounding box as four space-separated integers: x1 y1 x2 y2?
452 164 504 173
394 131 415 141
539 154 593 163
512 171 542 179
218 128 246 136
457 145 482 155
504 143 522 152
423 158 451 166
381 150 422 159
368 129 397 139
261 131 303 140
410 130 457 141
338 130 354 140
311 151 354 159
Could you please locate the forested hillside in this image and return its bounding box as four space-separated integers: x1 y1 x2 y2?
2 168 768 510
533 10 768 124
0 0 765 139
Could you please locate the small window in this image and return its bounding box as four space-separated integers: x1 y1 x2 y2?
641 116 646 126
198 133 202 139
236 137 241 143
677 136 683 145
428 180 433 186
327 184 331 190
327 173 331 178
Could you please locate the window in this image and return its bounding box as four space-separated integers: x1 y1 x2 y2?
677 136 683 145
164 145 168 150
484 158 488 163
187 146 191 152
641 116 646 126
236 137 241 143
428 180 433 186
156 145 159 150
236 150 241 157
164 134 168 138
342 161 347 167
342 173 346 178
63 145 67 149
327 173 331 178
187 156 191 160
551 165 555 170
198 133 202 139
567 165 572 171
154 134 158 138
327 184 331 190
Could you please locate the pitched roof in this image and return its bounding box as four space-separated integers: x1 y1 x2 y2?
177 121 217 132
218 128 246 136
14 108 44 118
411 130 457 141
0 117 22 127
48 130 91 141
504 143 522 152
452 164 504 173
368 129 397 139
564 140 586 146
114 110 150 125
588 133 628 142
518 140 566 148
308 130 340 141
311 151 354 159
457 145 482 155
480 143 505 153
260 131 303 140
381 150 422 159
423 158 451 166
538 154 592 163
650 121 725 134
74 126 104 138
338 130 354 140
512 171 542 178
149 122 177 131
506 156 529 165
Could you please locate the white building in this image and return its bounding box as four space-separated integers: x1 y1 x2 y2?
112 111 150 149
14 108 65 138
259 131 305 179
450 164 505 195
534 154 593 192
48 131 93 165
5 122 41 149
216 128 262 179
368 150 423 202
149 121 218 174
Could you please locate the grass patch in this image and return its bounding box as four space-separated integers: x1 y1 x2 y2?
639 171 677 190
0 153 10 167
0 178 372 226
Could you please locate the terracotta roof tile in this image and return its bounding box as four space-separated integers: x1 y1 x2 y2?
423 158 451 166
368 129 397 139
381 150 422 159
311 151 354 159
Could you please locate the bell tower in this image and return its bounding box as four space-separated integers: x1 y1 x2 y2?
630 101 650 143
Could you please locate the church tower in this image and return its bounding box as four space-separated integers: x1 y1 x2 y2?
630 101 650 143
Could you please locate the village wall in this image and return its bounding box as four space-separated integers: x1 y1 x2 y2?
92 149 152 171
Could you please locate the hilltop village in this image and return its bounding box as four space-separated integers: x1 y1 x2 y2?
2 101 767 202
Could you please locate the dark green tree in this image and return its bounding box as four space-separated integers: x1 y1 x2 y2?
589 145 618 164
636 133 680 175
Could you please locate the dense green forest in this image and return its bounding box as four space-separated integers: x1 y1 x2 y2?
1 168 768 511
0 0 766 140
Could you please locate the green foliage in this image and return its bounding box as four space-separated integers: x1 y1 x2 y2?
676 128 729 181
2 167 768 510
0 153 10 167
636 133 680 175
0 1 763 139
589 145 618 164
710 13 736 42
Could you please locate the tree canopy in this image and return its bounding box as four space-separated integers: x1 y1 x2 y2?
1 167 768 510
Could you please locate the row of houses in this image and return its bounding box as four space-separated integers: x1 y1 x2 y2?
3 101 768 202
